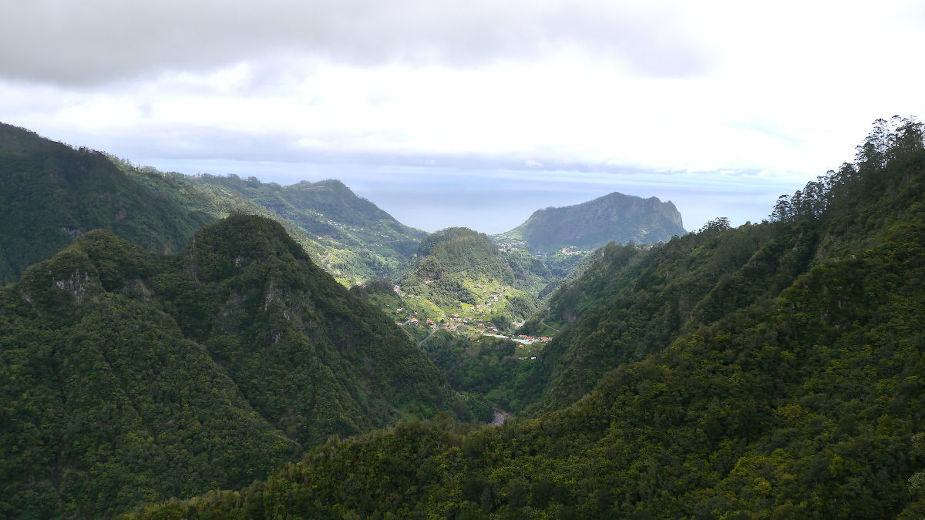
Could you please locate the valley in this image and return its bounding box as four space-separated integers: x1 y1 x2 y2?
124 115 925 519
1 117 924 518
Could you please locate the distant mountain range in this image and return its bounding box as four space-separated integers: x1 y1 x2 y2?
1 122 686 289
0 121 689 516
182 174 426 284
496 191 686 254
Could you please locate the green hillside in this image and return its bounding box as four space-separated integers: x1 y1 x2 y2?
0 123 212 284
496 191 686 255
0 121 425 287
184 174 426 284
128 117 925 518
514 217 794 415
0 214 481 518
397 227 553 333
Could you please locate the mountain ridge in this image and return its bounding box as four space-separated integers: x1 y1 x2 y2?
125 116 925 519
0 123 213 284
0 213 484 518
497 191 686 254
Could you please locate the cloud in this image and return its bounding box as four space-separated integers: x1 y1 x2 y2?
4 0 925 198
0 0 711 85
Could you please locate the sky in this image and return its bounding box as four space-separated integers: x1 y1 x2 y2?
2 0 925 233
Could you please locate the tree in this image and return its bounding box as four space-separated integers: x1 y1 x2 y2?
699 217 731 234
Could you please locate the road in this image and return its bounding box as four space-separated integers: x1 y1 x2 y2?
540 318 561 333
417 327 438 348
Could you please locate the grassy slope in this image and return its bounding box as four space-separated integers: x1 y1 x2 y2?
183 175 426 284
398 228 552 329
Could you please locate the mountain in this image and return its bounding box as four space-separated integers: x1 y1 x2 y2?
0 214 482 518
497 191 686 254
183 174 426 284
396 227 553 332
0 121 425 287
0 123 212 284
128 117 925 518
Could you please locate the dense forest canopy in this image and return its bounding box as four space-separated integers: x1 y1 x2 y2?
0 214 486 518
2 116 923 518
124 116 925 519
0 123 212 284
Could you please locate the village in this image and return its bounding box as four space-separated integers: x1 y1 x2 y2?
494 240 591 259
391 282 554 358
396 311 551 344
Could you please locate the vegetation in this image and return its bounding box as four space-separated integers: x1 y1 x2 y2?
116 163 426 287
420 331 542 412
0 214 484 518
0 123 426 288
496 191 686 255
396 228 554 332
183 175 426 284
0 123 212 285
126 117 925 518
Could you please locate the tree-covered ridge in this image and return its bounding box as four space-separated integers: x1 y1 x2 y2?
0 120 423 287
184 174 427 284
0 214 481 518
496 191 686 255
0 121 592 292
514 216 805 415
0 229 298 518
169 215 468 442
128 117 925 518
0 123 212 284
398 227 553 331
415 228 518 284
511 116 925 415
112 162 382 287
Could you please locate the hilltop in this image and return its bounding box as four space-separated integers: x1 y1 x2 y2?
496 191 685 254
393 227 553 334
0 122 428 287
0 214 484 518
117 165 427 286
183 174 426 283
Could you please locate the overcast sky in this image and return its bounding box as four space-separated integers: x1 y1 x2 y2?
2 0 924 233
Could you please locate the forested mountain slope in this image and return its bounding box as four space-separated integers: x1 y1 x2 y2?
398 227 553 329
184 175 426 284
513 117 925 415
496 191 685 254
130 117 925 518
0 122 425 287
515 215 810 415
0 214 477 518
0 123 212 284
